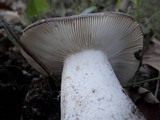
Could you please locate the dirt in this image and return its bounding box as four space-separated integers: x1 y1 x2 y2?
0 34 60 120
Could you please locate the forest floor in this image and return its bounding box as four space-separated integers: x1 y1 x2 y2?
0 0 160 120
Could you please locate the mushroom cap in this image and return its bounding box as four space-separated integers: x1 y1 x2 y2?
20 12 143 84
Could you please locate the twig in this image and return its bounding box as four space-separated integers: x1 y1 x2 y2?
124 76 160 87
154 75 160 97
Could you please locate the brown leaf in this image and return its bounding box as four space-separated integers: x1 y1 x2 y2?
129 86 159 104
143 38 160 71
138 87 160 103
129 86 160 120
0 11 24 24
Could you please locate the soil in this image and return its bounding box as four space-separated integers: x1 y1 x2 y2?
0 34 60 120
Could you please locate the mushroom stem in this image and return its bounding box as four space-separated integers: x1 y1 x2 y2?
61 50 145 120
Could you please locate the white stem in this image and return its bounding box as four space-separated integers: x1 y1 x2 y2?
61 50 145 120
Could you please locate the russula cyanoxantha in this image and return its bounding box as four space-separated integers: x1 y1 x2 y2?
20 12 146 120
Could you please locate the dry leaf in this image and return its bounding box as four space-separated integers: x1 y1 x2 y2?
138 87 160 103
129 86 160 120
0 11 24 24
143 38 160 71
129 86 160 104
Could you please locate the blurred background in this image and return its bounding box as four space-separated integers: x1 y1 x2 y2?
0 0 160 120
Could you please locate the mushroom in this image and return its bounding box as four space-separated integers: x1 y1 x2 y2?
20 12 146 120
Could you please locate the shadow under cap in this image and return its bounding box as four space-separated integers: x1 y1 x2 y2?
20 12 143 84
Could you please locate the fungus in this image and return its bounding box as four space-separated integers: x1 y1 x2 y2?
20 12 146 120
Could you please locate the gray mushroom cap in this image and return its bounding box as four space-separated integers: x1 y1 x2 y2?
20 12 143 84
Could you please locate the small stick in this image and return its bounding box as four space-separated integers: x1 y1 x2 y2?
154 76 159 97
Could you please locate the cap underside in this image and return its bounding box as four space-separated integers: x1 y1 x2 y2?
21 12 143 84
